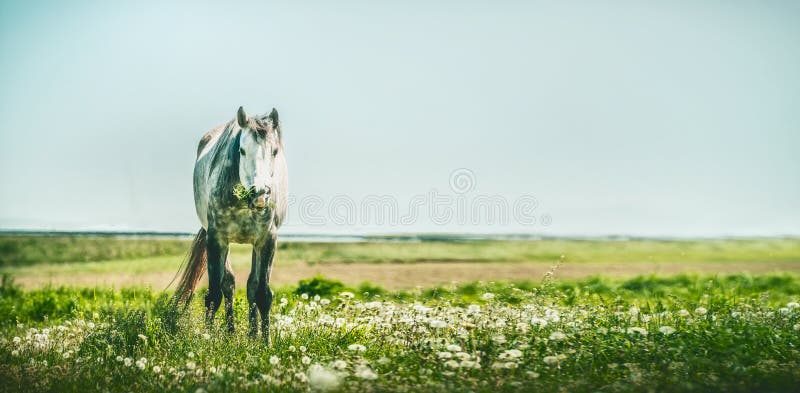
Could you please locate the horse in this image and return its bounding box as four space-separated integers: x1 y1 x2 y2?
172 106 288 340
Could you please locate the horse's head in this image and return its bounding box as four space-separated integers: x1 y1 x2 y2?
235 106 282 210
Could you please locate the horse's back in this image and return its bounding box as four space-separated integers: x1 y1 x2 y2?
194 123 228 229
197 123 227 159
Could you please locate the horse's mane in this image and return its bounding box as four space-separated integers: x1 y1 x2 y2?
208 120 242 202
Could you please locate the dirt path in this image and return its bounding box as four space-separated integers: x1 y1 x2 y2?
11 260 799 290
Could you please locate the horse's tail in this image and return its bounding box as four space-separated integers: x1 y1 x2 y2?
171 228 207 309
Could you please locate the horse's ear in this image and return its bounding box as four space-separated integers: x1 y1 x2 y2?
268 108 279 127
236 106 249 128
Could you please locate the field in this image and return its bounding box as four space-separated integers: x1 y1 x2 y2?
0 235 799 392
2 235 799 289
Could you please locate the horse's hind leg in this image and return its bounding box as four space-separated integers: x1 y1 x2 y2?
222 256 235 334
204 229 229 328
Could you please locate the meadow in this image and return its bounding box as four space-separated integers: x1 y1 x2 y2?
2 235 798 289
0 235 799 392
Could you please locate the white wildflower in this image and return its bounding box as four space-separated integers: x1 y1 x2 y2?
659 326 676 335
302 356 312 365
269 356 280 365
499 349 523 360
446 344 461 352
429 319 447 328
531 317 548 327
354 365 378 380
348 344 366 352
332 359 347 370
308 364 341 392
461 360 479 368
481 293 495 300
695 307 708 316
152 365 162 374
627 327 648 336
543 354 565 365
549 331 567 341
545 308 561 322
186 361 196 370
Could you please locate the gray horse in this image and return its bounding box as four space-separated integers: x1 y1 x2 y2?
173 106 288 339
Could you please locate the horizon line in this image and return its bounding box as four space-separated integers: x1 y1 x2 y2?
1 228 798 242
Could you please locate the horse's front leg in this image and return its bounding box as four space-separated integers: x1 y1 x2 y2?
205 229 229 328
222 256 235 334
247 233 276 342
247 249 259 338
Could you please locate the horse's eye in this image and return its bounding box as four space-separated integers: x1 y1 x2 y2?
239 148 245 156
272 148 278 157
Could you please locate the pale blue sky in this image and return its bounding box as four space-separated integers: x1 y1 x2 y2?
1 1 798 236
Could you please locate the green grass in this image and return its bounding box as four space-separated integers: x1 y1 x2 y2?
2 236 798 391
2 236 799 268
0 274 798 392
0 236 190 267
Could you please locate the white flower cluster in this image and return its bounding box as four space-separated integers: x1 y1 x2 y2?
2 296 797 392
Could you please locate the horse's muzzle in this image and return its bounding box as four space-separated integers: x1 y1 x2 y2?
249 187 271 210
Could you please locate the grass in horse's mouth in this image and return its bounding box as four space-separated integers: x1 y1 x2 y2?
233 183 276 210
232 183 253 207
